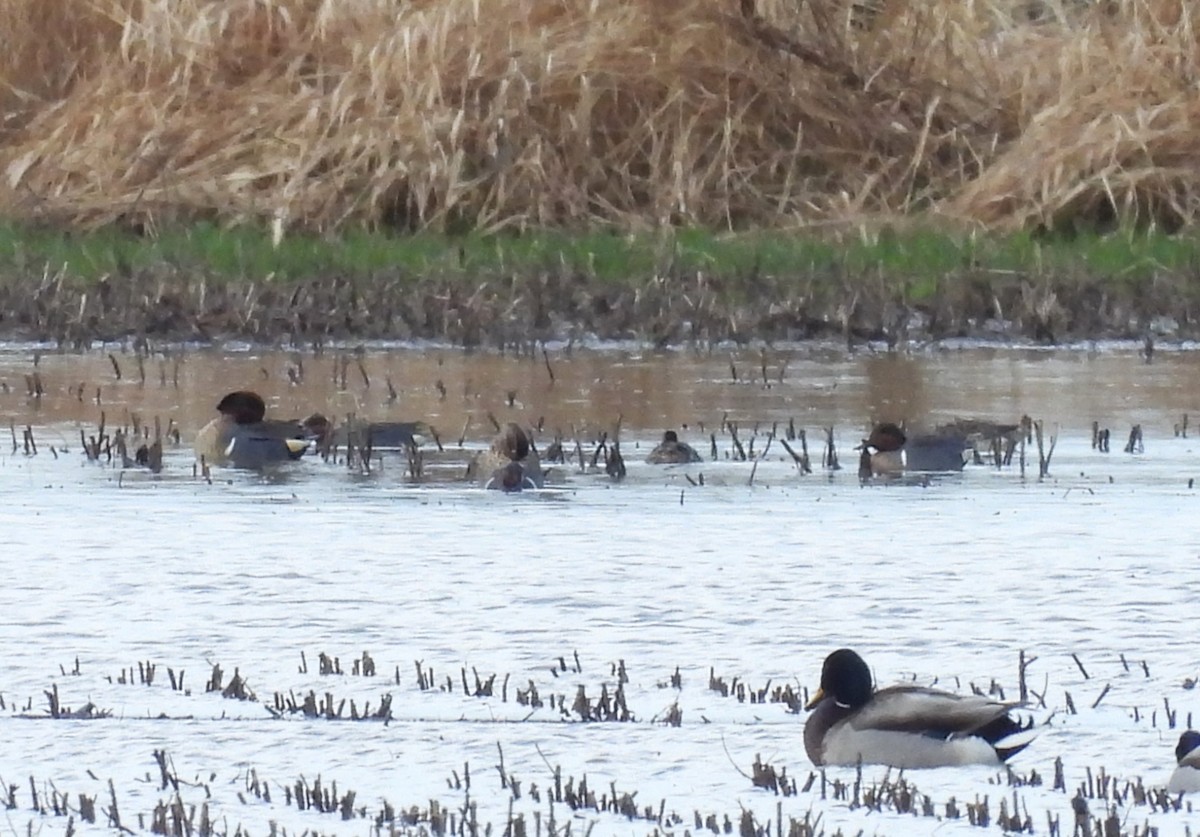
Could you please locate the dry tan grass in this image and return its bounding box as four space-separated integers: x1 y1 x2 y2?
0 0 1197 233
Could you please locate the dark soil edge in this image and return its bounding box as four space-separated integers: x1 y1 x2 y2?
2 265 1197 349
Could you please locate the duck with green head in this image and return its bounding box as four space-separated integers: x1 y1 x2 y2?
1168 730 1200 794
803 649 1034 768
194 391 312 469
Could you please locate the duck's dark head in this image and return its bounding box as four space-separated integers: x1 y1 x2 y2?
662 430 680 444
216 391 267 425
301 412 333 441
806 648 874 711
1177 730 1200 764
865 423 906 453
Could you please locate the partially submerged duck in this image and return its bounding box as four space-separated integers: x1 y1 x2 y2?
330 420 427 449
803 649 1034 768
471 423 545 490
484 460 541 492
645 430 702 464
938 416 1032 464
858 422 968 477
1168 730 1200 794
194 391 311 469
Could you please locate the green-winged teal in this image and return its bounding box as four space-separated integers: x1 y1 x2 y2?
194 391 312 469
858 422 968 477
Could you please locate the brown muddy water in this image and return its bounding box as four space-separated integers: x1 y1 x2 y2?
2 342 1197 449
2 342 1200 836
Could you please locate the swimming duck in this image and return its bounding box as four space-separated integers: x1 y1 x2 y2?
194 391 311 469
1168 730 1200 794
484 460 541 492
645 430 703 464
803 649 1034 768
469 422 544 489
938 416 1032 465
858 422 968 477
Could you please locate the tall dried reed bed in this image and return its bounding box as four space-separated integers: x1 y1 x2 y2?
1 0 1199 232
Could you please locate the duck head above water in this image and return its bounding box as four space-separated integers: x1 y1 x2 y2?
806 647 874 710
216 391 268 425
1177 730 1200 765
863 422 906 453
1169 730 1200 794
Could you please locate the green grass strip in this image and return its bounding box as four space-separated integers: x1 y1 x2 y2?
1 221 1198 292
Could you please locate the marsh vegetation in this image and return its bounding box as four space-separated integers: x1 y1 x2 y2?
3 0 1200 344
3 0 1198 234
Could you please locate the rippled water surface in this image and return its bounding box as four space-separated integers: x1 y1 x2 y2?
1 342 1199 835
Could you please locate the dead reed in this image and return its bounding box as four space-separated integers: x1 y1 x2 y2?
9 647 1200 837
3 0 1200 233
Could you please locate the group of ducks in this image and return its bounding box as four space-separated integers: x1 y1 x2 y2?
194 390 542 488
804 649 1200 794
193 390 707 488
195 394 1197 788
193 392 1028 487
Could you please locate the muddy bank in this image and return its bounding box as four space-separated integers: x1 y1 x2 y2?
1 263 1198 349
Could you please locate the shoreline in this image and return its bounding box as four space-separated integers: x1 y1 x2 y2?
0 266 1192 351
1 224 1198 349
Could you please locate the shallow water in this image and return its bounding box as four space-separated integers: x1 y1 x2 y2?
1 342 1199 835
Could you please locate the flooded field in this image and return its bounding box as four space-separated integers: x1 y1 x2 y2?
1 340 1199 836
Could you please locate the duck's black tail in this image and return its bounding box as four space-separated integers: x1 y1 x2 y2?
980 713 1036 762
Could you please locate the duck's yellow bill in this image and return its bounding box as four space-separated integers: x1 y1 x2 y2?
804 686 825 711
285 438 311 454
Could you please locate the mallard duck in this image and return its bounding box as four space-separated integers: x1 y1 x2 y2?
646 430 703 464
803 649 1033 768
1168 730 1200 794
194 391 311 469
468 423 544 488
858 422 967 478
